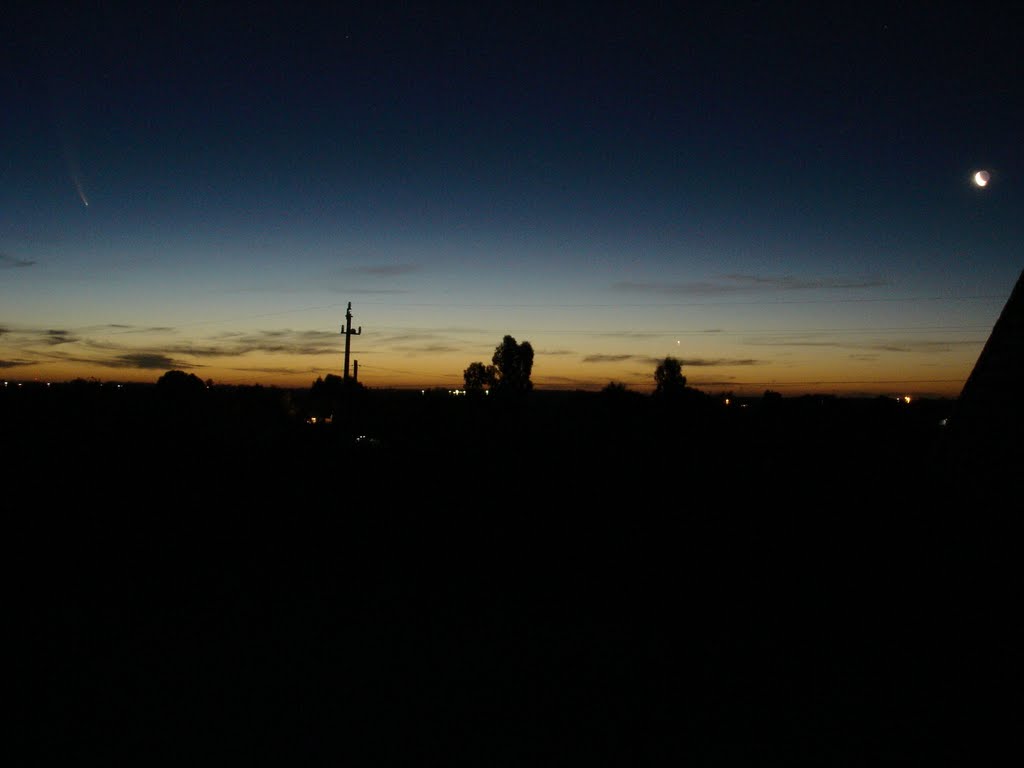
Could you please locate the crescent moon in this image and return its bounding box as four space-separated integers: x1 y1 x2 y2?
973 170 990 187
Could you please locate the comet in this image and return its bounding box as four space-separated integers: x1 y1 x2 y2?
71 172 89 207
57 124 90 207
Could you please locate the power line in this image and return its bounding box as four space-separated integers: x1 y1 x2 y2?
369 324 992 336
94 293 1006 333
689 378 967 387
349 294 1007 308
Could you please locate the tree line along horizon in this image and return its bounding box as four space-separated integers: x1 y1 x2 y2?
146 334 694 398
461 335 689 398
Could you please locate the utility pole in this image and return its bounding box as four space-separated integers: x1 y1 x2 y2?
341 301 362 383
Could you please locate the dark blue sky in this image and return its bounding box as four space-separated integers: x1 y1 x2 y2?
2 2 1020 393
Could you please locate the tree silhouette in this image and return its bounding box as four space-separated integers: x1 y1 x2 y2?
156 369 205 394
653 356 687 397
155 370 207 431
309 372 364 420
463 361 497 394
491 335 534 395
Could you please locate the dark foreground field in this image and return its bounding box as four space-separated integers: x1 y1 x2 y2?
8 383 1019 764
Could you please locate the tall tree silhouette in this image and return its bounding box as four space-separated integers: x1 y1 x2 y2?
653 356 687 397
491 335 534 396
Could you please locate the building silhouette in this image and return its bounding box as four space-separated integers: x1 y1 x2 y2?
944 268 1023 491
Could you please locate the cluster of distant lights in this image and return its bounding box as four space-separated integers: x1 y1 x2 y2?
0 382 943 428
1 382 919 402
416 389 490 396
720 394 914 405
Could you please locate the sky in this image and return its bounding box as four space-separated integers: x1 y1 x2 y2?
2 2 1020 396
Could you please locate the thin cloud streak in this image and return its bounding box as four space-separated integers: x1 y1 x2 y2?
73 331 340 360
681 358 762 367
166 329 346 357
615 273 889 296
45 330 79 345
582 354 636 363
592 331 664 340
92 324 177 334
101 353 191 370
584 353 763 366
36 348 196 371
0 253 35 269
0 327 82 346
349 264 421 277
375 331 454 345
744 336 984 353
227 365 321 375
391 344 464 354
724 274 890 290
344 288 413 294
638 356 763 367
1 326 351 370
